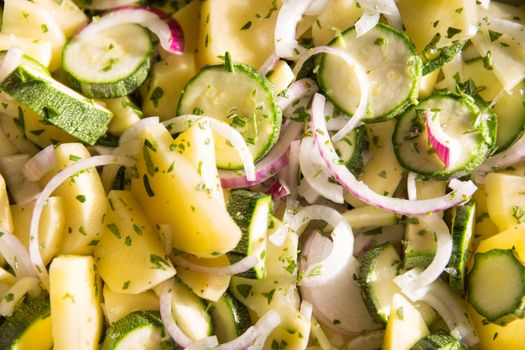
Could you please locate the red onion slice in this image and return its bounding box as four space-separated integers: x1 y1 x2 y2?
159 279 193 347
0 229 37 278
162 115 256 182
266 180 291 200
425 109 460 169
311 93 477 215
22 145 56 182
259 54 280 75
0 46 23 83
29 155 135 289
171 254 259 276
274 0 311 58
77 7 184 55
0 277 40 317
186 337 219 350
293 47 370 142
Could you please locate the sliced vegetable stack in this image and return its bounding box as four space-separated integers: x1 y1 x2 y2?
2 0 525 349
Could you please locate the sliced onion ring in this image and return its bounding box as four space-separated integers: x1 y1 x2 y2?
29 155 136 289
119 117 159 145
0 277 41 317
0 229 37 278
171 254 259 276
22 145 56 182
0 46 23 83
274 0 311 58
425 109 460 169
278 78 318 112
355 11 380 37
293 47 370 142
159 279 193 347
77 7 184 55
259 54 280 75
311 93 477 215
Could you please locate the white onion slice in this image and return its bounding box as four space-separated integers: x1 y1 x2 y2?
362 0 403 30
90 145 115 156
293 47 370 142
29 155 135 289
101 139 141 191
425 109 460 169
22 145 56 182
298 178 321 204
346 330 386 350
119 116 160 145
0 46 23 83
287 140 301 196
278 78 318 112
162 115 256 181
0 154 41 205
185 337 220 350
480 0 490 10
218 310 281 350
0 115 39 156
171 254 259 276
0 277 40 317
259 54 280 75
300 300 314 320
305 0 330 14
406 172 418 201
310 93 478 215
0 229 37 278
219 121 303 188
84 0 139 10
78 7 184 54
274 0 311 59
159 279 193 347
355 11 381 37
394 214 452 296
300 137 344 204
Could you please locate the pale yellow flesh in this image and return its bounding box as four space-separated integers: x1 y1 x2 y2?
171 1 202 55
103 285 160 324
0 34 52 68
0 174 14 232
268 60 295 94
485 173 525 232
312 0 363 46
94 190 176 294
102 97 142 137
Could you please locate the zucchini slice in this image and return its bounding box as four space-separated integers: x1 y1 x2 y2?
358 242 402 324
447 200 476 295
63 24 153 99
467 249 525 325
393 92 495 179
209 292 252 343
177 56 281 169
0 56 113 145
318 23 422 123
334 125 369 176
101 311 177 350
462 57 525 152
0 296 52 350
410 330 466 350
227 190 272 279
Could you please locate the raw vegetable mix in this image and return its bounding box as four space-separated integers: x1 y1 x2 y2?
2 0 525 349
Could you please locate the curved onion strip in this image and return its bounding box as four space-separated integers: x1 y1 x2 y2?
185 337 219 350
298 178 321 204
394 214 452 295
29 155 135 289
90 145 115 156
355 11 380 37
305 0 330 14
0 46 23 83
22 145 56 182
159 279 193 347
163 115 256 181
119 117 160 145
0 229 37 278
299 137 344 204
293 47 370 142
416 281 479 347
287 140 301 196
426 109 460 169
259 54 280 75
171 254 259 276
266 180 291 200
300 300 314 320
274 0 311 58
217 310 281 350
219 121 303 189
278 78 318 112
0 277 40 317
77 7 184 54
0 154 41 205
311 93 478 215
406 172 418 201
84 0 139 10
358 0 403 31
101 139 141 191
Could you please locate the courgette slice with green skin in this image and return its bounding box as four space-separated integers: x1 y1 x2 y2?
0 58 113 145
462 57 525 153
393 92 495 179
358 242 402 324
318 23 422 123
422 40 466 76
334 125 369 176
447 200 476 296
227 190 272 279
467 249 525 325
177 54 282 170
209 292 252 343
0 296 52 350
63 24 153 99
410 330 466 350
101 311 179 350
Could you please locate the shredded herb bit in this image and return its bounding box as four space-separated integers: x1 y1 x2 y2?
240 21 252 30
149 87 164 108
150 254 171 270
512 205 525 224
446 27 462 39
